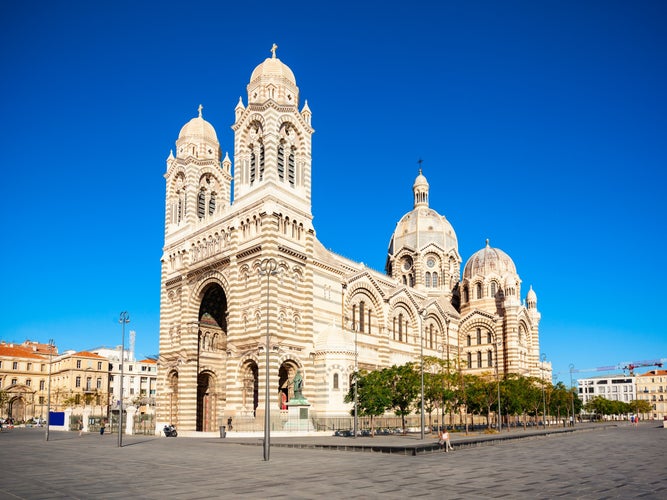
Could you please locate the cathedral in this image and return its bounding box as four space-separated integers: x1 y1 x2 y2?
156 47 547 432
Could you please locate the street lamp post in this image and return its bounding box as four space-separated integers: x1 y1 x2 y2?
541 353 547 429
45 339 54 441
259 257 279 461
495 337 502 432
569 364 576 426
353 324 358 439
118 311 130 448
419 308 427 440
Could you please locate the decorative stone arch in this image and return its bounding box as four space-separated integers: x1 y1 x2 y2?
346 283 383 335
241 114 267 140
278 115 304 144
167 170 188 224
459 313 501 371
485 274 502 298
459 313 498 340
326 363 346 391
166 370 179 426
196 369 217 432
517 318 532 349
237 357 260 415
388 299 415 343
277 357 302 405
422 251 443 288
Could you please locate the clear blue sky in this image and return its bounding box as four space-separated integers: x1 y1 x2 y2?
1 1 665 383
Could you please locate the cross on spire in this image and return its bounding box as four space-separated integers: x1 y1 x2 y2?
198 104 203 118
271 43 278 58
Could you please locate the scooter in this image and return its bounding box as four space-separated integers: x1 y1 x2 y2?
163 424 178 437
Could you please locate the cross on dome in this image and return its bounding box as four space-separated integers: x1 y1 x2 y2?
198 104 203 118
271 43 278 59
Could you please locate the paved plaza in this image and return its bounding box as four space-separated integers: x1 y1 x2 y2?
0 423 665 499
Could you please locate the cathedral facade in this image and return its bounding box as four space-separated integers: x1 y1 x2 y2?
156 48 547 432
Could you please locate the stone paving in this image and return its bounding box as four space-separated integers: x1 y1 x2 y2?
0 422 665 499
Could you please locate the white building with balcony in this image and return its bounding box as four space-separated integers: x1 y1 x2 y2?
577 374 636 405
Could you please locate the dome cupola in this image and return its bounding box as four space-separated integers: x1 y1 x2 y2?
463 239 517 280
175 104 220 161
247 44 299 107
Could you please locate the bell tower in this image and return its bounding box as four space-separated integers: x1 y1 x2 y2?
231 44 314 219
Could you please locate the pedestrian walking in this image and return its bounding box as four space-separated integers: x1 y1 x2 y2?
78 419 84 437
100 419 106 435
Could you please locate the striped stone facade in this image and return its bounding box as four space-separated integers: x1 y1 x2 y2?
156 49 548 432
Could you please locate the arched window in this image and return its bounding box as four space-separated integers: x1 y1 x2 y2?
278 142 285 180
367 308 372 335
398 313 404 342
359 301 365 333
476 328 482 345
487 332 492 344
487 350 493 367
467 335 471 347
476 283 483 299
463 286 469 302
491 281 497 298
258 142 265 181
288 147 296 186
477 351 482 368
208 192 216 215
467 352 472 369
250 147 256 183
425 272 431 287
432 272 438 288
198 190 206 219
177 193 184 223
333 373 339 390
352 304 357 332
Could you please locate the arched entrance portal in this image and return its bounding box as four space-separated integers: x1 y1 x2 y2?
196 283 227 432
9 396 26 421
279 361 300 409
197 372 216 432
241 361 259 416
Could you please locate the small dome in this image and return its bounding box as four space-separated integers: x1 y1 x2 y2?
250 55 296 86
463 239 517 280
526 285 537 303
413 169 428 189
314 324 354 352
178 105 218 143
247 45 299 106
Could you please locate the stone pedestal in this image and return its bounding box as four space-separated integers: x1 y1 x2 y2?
283 398 315 431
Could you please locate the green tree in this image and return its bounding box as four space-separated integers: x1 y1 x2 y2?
631 399 652 416
550 382 570 423
501 374 538 429
465 373 499 429
422 356 456 430
344 369 391 436
384 363 420 433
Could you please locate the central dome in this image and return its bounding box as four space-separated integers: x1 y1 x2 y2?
388 169 458 255
391 208 458 254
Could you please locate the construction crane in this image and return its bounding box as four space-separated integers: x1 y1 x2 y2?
621 359 665 376
570 358 666 376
